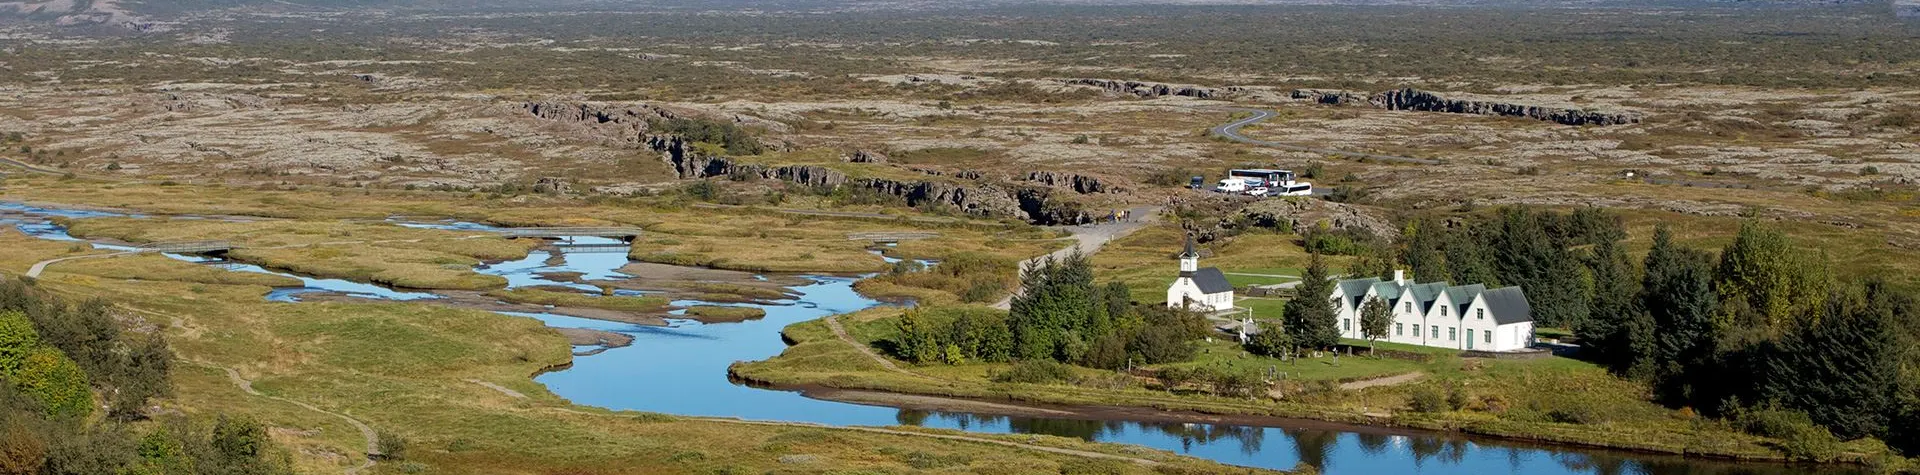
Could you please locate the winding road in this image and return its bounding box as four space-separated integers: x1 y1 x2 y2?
1210 107 1440 165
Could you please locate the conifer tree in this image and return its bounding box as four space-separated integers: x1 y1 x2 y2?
1283 252 1340 350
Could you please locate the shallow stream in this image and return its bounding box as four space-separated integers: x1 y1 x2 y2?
1 203 1857 474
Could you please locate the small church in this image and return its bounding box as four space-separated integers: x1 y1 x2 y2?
1166 235 1234 312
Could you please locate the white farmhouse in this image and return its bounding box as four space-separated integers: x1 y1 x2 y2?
1329 270 1535 352
1165 235 1234 312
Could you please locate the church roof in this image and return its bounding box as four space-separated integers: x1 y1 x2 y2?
1480 287 1533 325
1179 234 1198 259
1191 267 1233 294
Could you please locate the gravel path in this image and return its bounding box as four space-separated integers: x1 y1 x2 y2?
991 206 1161 310
1339 371 1427 391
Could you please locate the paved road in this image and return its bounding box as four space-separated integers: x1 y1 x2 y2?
991 206 1160 310
1210 107 1440 165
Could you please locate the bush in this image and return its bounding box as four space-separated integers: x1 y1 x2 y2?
991 360 1076 384
377 430 408 461
1736 406 1841 461
1408 386 1449 413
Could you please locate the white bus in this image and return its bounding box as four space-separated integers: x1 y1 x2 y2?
1227 169 1312 197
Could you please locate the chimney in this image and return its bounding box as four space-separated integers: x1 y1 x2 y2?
1393 269 1406 284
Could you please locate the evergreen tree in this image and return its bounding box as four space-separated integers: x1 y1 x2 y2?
1403 218 1450 284
1580 231 1642 373
1283 252 1340 350
1756 280 1908 440
1640 225 1720 405
1488 207 1588 329
1008 251 1110 363
1441 227 1498 287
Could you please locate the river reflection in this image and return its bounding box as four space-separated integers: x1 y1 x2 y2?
1 202 1866 475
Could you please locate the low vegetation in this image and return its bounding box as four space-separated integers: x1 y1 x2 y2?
485 288 669 312
683 305 767 322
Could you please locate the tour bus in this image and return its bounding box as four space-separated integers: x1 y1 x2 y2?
1226 168 1313 197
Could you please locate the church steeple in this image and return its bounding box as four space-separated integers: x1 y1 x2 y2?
1179 234 1198 276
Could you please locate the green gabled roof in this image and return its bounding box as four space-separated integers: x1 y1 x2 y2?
1369 281 1405 300
1337 277 1381 299
1445 284 1486 304
1410 282 1448 303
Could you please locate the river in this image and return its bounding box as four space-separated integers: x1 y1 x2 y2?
0 203 1859 475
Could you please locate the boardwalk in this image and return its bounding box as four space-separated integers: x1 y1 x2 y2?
498 227 645 239
136 240 233 254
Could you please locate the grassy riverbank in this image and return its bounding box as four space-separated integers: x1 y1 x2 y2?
732 307 1898 465
0 224 1274 474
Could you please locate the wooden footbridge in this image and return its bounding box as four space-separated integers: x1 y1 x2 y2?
136 240 234 254
846 232 940 243
499 227 646 241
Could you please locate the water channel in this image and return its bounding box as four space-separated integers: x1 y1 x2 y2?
0 202 1859 475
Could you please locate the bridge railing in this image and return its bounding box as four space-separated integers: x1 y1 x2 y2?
846 232 940 242
135 240 234 253
499 227 646 238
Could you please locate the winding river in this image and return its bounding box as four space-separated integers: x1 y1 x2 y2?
0 202 1860 475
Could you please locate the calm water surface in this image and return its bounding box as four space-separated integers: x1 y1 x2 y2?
2 202 1858 475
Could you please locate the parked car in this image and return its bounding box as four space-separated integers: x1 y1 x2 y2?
1246 186 1270 197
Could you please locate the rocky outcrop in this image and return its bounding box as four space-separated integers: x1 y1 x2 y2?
845 150 889 164
665 154 1087 225
522 99 679 145
1227 198 1396 240
1289 89 1366 105
1371 88 1640 126
532 177 570 194
1020 171 1121 194
1065 79 1224 100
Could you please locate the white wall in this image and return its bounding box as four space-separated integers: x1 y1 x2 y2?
1460 298 1498 351
1166 278 1233 312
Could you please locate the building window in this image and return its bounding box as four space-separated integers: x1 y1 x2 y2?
1477 308 1485 320
1441 306 1447 317
1404 302 1412 313
1343 319 1351 331
1484 330 1492 344
1430 325 1438 339
1395 323 1403 336
1448 327 1456 341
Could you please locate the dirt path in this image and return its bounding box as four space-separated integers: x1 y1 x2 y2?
824 313 919 377
25 251 136 278
1224 272 1296 279
467 379 528 399
991 206 1160 310
1340 371 1426 391
191 361 381 474
705 418 1161 466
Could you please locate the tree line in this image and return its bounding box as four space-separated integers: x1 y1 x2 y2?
1357 206 1916 459
890 252 1209 370
0 279 297 474
1577 221 1918 459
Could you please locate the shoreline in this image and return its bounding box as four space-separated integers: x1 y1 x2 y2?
727 356 1851 468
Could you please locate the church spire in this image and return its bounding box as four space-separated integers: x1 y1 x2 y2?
1178 233 1198 276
